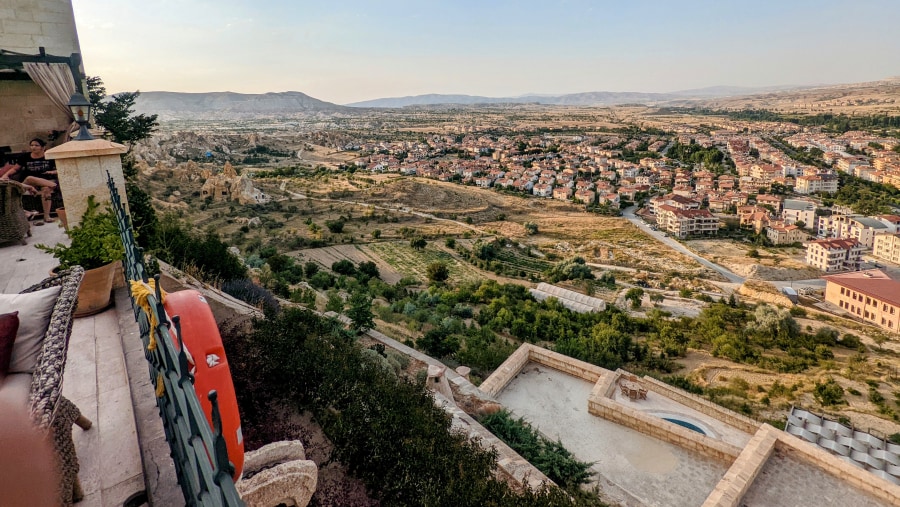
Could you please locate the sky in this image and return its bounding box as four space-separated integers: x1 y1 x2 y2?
72 0 900 105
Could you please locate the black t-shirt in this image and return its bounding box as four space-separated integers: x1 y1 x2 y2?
17 154 56 178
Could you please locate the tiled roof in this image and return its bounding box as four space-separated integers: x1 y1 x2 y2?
824 270 900 307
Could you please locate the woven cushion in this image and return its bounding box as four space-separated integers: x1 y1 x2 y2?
0 286 61 374
0 311 19 377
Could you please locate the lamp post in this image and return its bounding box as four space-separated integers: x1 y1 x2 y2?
67 92 94 141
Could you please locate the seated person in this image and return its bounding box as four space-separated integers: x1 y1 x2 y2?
0 152 15 179
0 139 58 223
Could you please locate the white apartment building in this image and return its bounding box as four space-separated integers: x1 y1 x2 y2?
795 174 838 194
656 205 719 239
873 233 900 265
806 239 865 273
782 199 817 227
816 214 889 248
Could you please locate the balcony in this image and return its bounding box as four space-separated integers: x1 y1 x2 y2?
1 222 171 506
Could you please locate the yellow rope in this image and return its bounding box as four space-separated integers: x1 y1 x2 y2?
130 279 167 351
130 279 169 398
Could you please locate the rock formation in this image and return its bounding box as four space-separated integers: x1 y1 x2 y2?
200 161 269 205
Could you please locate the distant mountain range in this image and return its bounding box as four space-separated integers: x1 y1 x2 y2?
345 85 807 108
132 91 350 119
130 79 897 120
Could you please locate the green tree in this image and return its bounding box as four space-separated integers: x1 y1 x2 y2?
87 76 158 145
410 237 427 250
427 261 450 283
347 289 375 334
325 292 344 313
325 219 345 233
524 221 539 235
624 288 644 309
813 378 845 406
304 261 320 278
357 261 380 280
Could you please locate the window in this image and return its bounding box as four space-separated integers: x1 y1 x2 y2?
841 287 846 295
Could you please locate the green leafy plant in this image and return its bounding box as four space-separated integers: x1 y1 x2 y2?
37 195 124 270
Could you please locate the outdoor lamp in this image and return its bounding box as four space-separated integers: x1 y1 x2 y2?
67 92 94 141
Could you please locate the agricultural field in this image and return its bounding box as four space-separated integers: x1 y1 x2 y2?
293 244 406 284
367 241 487 285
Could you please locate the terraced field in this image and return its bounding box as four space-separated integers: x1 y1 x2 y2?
367 242 486 285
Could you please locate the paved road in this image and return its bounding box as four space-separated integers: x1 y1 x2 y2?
622 206 746 284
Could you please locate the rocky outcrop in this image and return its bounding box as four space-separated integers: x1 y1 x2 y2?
200 162 269 205
738 280 794 307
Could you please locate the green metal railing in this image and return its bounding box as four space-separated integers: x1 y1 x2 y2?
107 173 245 506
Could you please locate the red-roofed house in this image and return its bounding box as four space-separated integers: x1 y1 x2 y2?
656 206 718 238
806 239 864 273
823 270 900 332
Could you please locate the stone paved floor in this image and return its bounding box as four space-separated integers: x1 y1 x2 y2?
0 223 146 506
497 363 728 507
742 447 892 507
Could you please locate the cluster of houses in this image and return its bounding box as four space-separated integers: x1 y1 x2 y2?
788 131 900 187
351 126 900 278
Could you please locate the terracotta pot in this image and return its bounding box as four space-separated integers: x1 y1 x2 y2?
73 262 117 317
56 207 68 231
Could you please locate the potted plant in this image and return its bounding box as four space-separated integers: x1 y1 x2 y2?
37 196 125 317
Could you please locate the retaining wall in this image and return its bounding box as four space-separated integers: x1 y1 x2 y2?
479 343 608 398
588 393 743 463
640 376 761 434
701 425 779 507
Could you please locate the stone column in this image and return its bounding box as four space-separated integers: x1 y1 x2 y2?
44 138 128 226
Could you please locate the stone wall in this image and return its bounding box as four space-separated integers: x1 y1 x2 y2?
0 0 81 55
0 80 70 151
363 331 554 490
701 425 779 507
588 393 743 463
640 376 761 434
0 0 83 151
479 343 608 398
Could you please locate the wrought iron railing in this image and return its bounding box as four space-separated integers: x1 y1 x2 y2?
107 173 245 506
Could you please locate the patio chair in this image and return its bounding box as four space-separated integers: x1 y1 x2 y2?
0 267 88 505
0 179 30 245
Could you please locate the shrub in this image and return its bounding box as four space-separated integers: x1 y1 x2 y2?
325 219 345 233
813 378 845 406
480 410 592 489
221 278 279 314
427 261 450 283
332 259 356 276
150 213 247 282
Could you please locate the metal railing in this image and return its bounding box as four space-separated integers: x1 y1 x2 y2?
107 173 245 506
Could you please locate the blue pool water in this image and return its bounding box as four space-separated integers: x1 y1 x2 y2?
664 417 706 435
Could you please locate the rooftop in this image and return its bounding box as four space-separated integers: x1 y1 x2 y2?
823 269 900 307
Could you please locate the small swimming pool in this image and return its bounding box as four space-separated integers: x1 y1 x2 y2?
664 417 706 435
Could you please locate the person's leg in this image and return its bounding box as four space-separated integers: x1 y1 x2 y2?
22 176 56 221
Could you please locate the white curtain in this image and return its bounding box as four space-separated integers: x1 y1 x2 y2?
23 62 78 139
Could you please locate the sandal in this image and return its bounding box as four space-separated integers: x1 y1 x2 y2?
34 221 45 226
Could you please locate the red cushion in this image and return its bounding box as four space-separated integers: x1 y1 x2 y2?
0 312 19 377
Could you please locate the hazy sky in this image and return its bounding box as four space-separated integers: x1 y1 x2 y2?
72 0 900 105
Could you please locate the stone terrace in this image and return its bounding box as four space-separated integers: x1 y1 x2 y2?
1 223 168 506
